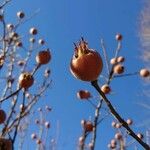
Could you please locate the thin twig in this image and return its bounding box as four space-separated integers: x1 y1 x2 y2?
91 80 150 150
91 99 103 149
101 39 110 75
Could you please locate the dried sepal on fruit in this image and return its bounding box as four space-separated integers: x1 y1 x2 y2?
0 109 6 124
139 68 150 77
77 90 91 99
18 72 34 89
70 38 103 81
36 49 51 65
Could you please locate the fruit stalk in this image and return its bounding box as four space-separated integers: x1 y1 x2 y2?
91 80 150 150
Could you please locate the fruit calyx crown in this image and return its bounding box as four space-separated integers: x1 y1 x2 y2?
74 37 90 58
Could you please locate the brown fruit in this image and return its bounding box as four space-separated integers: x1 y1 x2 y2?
111 121 116 128
0 138 12 150
15 41 22 47
78 136 84 145
113 64 124 74
101 84 111 94
81 119 86 127
36 139 42 145
115 33 123 41
70 38 103 81
115 133 122 140
111 139 117 145
45 121 50 128
29 27 38 35
88 143 94 149
84 121 93 132
117 56 125 63
38 39 45 45
140 69 150 77
126 119 133 125
110 58 117 65
29 38 35 43
137 133 144 139
116 123 121 128
36 50 51 65
18 72 34 89
0 15 3 21
17 11 25 19
31 133 37 140
77 90 91 99
0 109 6 124
7 24 14 31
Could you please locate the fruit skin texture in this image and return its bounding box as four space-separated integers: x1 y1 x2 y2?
18 72 34 89
70 39 103 81
140 69 150 77
0 138 12 150
113 64 124 74
36 50 51 65
77 90 91 99
115 33 123 41
0 109 6 124
101 84 111 94
84 121 93 132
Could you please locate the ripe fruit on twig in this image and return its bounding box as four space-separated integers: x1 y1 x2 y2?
15 41 22 47
36 139 42 145
77 90 91 99
38 39 45 45
31 133 37 140
84 121 93 132
111 121 117 128
17 11 25 19
0 109 6 124
117 56 125 63
0 138 12 150
70 38 103 81
113 64 124 74
101 84 111 94
140 69 150 77
115 33 123 41
45 121 50 128
18 72 34 89
29 27 38 35
137 133 144 139
36 50 51 65
7 24 14 31
29 38 35 43
126 119 133 125
110 58 117 65
115 133 122 140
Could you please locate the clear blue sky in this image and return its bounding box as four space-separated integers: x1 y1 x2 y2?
4 0 149 149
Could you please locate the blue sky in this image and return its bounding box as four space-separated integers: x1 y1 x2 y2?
3 0 150 149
